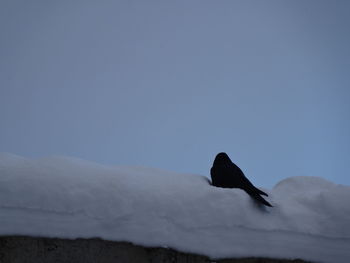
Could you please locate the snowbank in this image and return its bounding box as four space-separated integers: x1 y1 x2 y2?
0 153 349 262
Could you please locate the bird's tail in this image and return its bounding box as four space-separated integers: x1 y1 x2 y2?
247 191 272 207
254 194 272 207
256 188 268 197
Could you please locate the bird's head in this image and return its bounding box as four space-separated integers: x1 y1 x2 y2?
213 152 232 166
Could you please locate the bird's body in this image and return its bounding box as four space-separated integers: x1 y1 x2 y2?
210 152 272 207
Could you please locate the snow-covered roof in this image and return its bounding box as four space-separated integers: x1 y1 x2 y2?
0 153 349 263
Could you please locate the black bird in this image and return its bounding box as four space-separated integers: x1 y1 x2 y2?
210 152 272 207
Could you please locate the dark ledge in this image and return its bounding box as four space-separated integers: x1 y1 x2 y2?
0 236 312 263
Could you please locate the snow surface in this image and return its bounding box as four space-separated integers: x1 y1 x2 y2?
0 153 350 263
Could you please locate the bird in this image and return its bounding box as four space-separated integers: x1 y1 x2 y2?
210 152 272 207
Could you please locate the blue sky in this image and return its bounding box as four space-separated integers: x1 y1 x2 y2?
1 0 349 187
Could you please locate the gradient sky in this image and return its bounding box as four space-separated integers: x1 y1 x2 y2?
1 0 349 187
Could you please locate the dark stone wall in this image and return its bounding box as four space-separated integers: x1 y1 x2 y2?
0 236 312 263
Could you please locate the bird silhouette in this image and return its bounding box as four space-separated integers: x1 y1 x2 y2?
210 152 272 207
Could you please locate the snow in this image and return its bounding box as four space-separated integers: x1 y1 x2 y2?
0 153 349 263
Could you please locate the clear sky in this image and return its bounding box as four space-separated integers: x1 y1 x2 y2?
1 0 349 187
